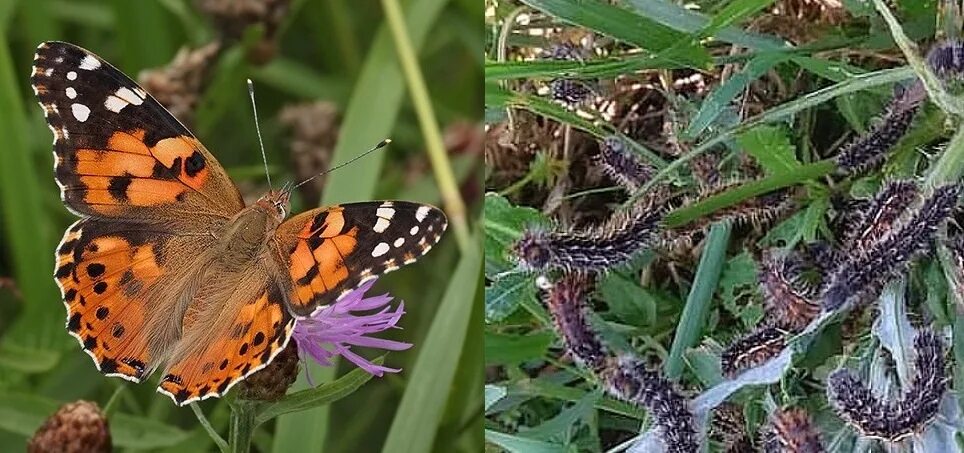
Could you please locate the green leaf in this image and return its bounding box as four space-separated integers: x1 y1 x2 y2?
484 331 553 366
701 0 777 37
685 53 787 139
518 391 598 442
485 429 565 453
483 193 547 273
0 344 60 373
254 362 378 425
484 385 507 411
599 272 655 328
485 272 538 323
519 0 711 68
737 124 801 175
380 240 482 453
621 0 786 50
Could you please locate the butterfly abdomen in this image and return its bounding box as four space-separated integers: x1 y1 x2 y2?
218 204 283 267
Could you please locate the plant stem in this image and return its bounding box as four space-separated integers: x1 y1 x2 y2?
871 0 964 116
192 403 229 453
228 400 257 453
381 0 471 254
927 125 964 187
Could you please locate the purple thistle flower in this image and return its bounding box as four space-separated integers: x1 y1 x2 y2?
292 278 412 378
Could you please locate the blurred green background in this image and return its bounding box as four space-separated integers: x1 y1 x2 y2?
0 0 482 451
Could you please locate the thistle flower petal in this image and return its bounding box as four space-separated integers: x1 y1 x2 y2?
292 278 412 378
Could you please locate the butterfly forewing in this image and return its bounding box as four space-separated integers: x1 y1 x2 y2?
274 201 448 317
31 41 243 222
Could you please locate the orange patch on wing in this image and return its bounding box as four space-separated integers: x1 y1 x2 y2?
106 129 150 155
80 176 185 206
150 136 194 167
74 149 156 177
58 229 164 380
159 288 293 405
314 241 349 289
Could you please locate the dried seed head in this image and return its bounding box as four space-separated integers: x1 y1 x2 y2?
721 326 787 378
826 328 947 441
137 42 222 127
28 400 111 453
762 408 824 453
237 341 300 401
512 205 664 273
599 356 699 453
822 184 960 311
196 0 290 64
544 274 608 370
597 136 654 193
278 101 340 206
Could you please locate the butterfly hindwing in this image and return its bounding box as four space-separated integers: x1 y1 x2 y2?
31 41 243 222
274 201 447 317
158 275 295 405
56 217 216 382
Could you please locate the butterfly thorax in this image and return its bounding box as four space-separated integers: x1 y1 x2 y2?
217 191 289 266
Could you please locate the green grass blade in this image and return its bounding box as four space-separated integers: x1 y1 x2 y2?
320 0 450 206
519 0 711 68
664 223 731 379
380 239 481 453
0 34 59 348
621 0 785 50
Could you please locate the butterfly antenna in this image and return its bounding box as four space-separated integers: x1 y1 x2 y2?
247 78 272 189
292 139 392 190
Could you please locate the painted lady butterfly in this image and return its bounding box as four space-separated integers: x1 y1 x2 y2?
30 42 447 405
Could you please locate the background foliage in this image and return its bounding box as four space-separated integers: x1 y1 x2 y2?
0 0 482 451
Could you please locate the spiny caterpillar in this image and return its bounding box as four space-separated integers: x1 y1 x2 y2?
758 250 821 332
543 43 594 106
513 204 663 273
835 84 923 175
709 403 753 453
681 181 796 229
826 328 947 442
838 180 919 254
761 408 824 453
543 275 698 452
543 273 607 370
720 326 786 378
926 40 964 80
821 184 960 311
598 356 699 453
597 136 654 193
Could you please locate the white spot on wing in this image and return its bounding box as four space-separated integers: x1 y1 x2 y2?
79 55 101 70
71 103 90 122
115 87 144 105
410 226 419 235
373 217 391 233
65 87 76 99
372 242 390 257
44 68 53 77
67 71 77 80
415 206 431 222
104 96 126 113
377 207 395 219
394 237 404 247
